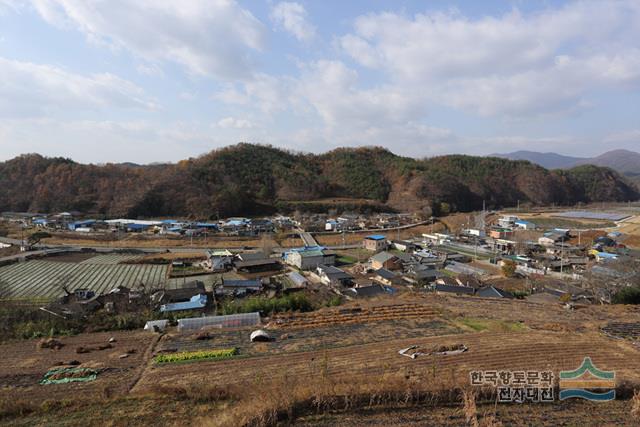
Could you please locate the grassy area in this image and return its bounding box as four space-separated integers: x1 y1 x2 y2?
336 255 357 265
455 317 526 333
219 293 313 315
527 217 616 230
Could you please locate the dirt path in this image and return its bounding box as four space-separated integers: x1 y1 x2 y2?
127 332 162 393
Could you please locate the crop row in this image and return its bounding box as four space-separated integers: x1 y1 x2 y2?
153 348 238 364
78 254 143 265
0 260 168 299
137 331 640 393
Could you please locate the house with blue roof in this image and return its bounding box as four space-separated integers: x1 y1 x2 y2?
363 234 388 252
514 219 536 230
283 246 336 269
68 219 96 231
160 294 207 312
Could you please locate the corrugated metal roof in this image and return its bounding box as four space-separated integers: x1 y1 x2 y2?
434 284 475 295
366 235 386 240
160 294 207 312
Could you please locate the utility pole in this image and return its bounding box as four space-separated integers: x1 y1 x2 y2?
474 236 478 260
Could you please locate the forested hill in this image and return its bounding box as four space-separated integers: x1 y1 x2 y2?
0 144 638 218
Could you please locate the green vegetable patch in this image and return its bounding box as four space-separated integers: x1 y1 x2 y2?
153 348 237 364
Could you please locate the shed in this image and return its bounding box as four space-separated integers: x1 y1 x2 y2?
287 271 309 288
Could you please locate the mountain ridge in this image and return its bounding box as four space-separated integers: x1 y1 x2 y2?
0 144 638 218
494 149 640 186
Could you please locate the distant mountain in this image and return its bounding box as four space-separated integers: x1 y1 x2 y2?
494 149 640 186
1 144 638 218
578 149 640 176
491 150 586 169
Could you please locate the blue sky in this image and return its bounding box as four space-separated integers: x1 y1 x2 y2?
0 0 639 163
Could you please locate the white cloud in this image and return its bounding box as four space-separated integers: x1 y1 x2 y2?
0 118 227 163
31 0 267 79
0 56 155 118
296 60 425 127
217 117 254 129
338 1 640 117
270 2 315 41
0 0 26 13
213 73 295 114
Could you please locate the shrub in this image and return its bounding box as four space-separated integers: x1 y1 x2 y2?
501 260 516 278
325 295 342 307
220 294 313 315
612 286 640 304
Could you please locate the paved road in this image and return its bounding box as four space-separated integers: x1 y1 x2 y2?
298 230 319 247
0 234 359 265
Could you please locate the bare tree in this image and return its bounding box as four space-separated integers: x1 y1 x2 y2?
582 257 640 303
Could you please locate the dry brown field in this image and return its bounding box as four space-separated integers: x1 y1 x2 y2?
2 294 640 426
0 331 155 402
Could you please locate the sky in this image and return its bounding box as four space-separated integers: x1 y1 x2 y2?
0 0 639 164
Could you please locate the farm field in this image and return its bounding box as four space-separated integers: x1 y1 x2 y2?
614 215 640 248
155 318 455 359
0 331 155 402
1 295 639 426
0 260 168 299
35 232 303 249
78 254 144 264
296 399 638 426
132 328 640 394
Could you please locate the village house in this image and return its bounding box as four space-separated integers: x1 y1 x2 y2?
391 240 415 252
514 219 536 230
217 279 262 297
234 258 281 274
498 215 519 228
369 251 404 270
476 285 515 299
489 228 514 240
405 264 440 285
284 247 336 270
205 249 234 272
316 265 353 287
372 268 404 286
539 229 569 246
363 234 388 252
346 284 390 298
433 283 475 296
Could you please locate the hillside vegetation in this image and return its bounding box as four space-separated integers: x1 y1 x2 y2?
0 144 637 218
